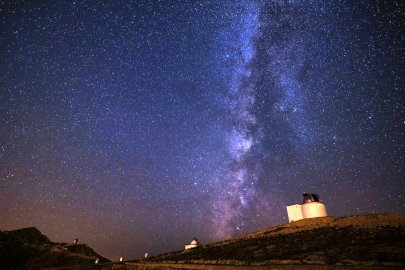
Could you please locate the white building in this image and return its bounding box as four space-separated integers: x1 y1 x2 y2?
286 193 327 223
286 204 304 222
185 238 201 250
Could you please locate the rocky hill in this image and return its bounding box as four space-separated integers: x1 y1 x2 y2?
0 227 109 270
1 214 404 270
139 214 405 267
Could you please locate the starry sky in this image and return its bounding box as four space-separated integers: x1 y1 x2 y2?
1 0 404 261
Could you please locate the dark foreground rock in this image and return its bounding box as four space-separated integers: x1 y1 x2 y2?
0 227 109 270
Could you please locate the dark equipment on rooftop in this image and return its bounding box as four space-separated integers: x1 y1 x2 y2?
303 193 323 204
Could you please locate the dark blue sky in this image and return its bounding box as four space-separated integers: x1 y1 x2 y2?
1 0 404 260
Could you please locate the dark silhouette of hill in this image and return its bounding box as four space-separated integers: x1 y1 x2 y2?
0 227 109 270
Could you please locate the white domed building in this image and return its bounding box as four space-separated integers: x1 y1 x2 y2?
185 238 201 250
301 193 327 219
286 193 328 223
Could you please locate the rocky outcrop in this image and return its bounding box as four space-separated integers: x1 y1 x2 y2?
0 227 51 245
0 227 109 270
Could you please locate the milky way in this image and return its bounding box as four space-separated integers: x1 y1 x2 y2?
1 0 404 260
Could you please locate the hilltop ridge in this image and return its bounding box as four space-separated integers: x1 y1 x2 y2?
137 214 405 267
0 227 51 245
1 214 404 270
0 227 109 270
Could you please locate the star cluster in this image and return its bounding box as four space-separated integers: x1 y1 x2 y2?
1 0 404 260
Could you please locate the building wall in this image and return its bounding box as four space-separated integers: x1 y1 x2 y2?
185 244 199 250
286 204 304 223
301 202 327 219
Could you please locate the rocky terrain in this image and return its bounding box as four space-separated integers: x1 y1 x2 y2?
0 227 109 270
139 214 405 267
1 214 404 270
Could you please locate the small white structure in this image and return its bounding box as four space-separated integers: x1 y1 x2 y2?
286 204 304 222
95 258 99 264
286 193 327 223
145 253 149 258
119 257 124 262
185 238 201 250
73 239 78 245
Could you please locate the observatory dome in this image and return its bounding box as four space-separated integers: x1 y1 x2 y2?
191 238 199 245
185 238 201 249
301 193 327 219
302 193 323 204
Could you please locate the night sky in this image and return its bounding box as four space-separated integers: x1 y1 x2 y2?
1 0 404 261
